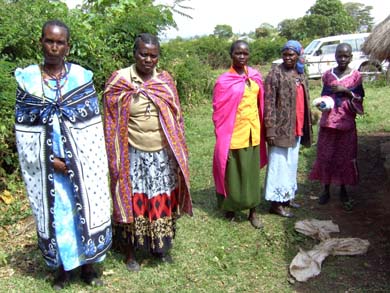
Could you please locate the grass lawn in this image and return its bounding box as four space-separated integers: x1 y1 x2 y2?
0 79 389 292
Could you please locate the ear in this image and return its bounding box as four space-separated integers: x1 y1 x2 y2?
66 43 71 56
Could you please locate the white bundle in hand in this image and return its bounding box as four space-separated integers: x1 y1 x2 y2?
312 96 334 112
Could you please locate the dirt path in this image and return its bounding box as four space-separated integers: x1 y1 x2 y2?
295 132 390 292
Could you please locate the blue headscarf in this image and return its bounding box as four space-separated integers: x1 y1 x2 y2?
282 40 305 74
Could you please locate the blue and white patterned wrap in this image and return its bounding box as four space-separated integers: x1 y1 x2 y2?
14 63 112 269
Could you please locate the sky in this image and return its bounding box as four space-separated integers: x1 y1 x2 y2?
66 0 390 39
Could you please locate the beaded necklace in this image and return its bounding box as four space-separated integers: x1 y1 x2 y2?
40 63 69 103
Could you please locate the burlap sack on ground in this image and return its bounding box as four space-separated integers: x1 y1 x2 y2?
294 219 340 241
290 219 370 282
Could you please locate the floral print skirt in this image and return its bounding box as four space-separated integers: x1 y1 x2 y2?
113 146 179 254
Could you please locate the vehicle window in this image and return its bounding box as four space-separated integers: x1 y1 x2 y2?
304 40 320 55
356 37 366 50
320 44 338 55
317 41 339 55
344 39 359 51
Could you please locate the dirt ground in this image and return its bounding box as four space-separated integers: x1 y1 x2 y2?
295 132 390 292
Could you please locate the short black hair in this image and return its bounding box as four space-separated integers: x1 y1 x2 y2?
133 33 160 55
41 20 70 42
336 43 352 53
229 40 249 57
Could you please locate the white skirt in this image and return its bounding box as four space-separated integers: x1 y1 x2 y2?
264 137 301 202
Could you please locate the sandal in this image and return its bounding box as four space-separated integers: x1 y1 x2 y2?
52 269 70 290
289 200 301 209
318 191 330 205
342 199 355 211
248 215 264 229
152 252 173 264
225 211 235 221
80 266 103 287
126 259 141 271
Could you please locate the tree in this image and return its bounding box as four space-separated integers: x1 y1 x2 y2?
344 2 374 32
301 14 331 38
255 23 276 39
307 0 356 35
278 19 303 40
213 24 233 39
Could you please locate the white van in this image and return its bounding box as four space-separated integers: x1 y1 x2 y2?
273 33 383 79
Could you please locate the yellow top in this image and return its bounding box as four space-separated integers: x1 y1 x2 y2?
230 78 261 149
125 65 167 151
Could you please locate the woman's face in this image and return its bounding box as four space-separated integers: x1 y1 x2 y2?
282 49 298 70
134 41 159 78
231 43 250 70
40 25 69 66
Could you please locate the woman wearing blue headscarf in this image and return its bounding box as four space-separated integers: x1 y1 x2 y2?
263 40 313 217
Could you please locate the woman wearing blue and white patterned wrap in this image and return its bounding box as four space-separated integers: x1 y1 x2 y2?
14 20 112 290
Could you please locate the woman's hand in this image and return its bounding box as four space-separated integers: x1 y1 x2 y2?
331 85 347 93
53 157 67 174
331 85 353 99
267 137 275 146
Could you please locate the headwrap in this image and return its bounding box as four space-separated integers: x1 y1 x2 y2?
282 40 305 74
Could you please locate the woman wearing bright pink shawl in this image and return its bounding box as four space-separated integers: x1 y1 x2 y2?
212 40 267 229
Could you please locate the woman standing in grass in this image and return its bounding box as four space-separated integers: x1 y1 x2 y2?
263 40 312 218
104 33 192 271
14 20 112 289
212 40 267 229
310 43 364 210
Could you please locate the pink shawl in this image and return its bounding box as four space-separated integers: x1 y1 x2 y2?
104 69 192 223
212 66 267 196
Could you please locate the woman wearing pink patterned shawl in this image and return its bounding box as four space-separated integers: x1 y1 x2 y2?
104 33 192 270
212 40 267 229
310 43 364 211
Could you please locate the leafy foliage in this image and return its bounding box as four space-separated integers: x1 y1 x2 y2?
0 60 18 186
0 0 178 189
278 0 363 39
278 18 304 40
255 23 278 39
213 24 233 39
250 37 287 65
344 2 374 32
307 0 356 35
162 54 215 105
0 0 69 61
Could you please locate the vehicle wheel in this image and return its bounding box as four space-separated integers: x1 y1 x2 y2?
359 62 382 82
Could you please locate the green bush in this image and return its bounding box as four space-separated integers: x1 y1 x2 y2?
0 60 19 188
250 37 287 65
161 54 216 105
192 36 231 69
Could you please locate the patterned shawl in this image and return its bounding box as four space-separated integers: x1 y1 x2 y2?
212 66 268 196
15 72 112 266
104 69 192 223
